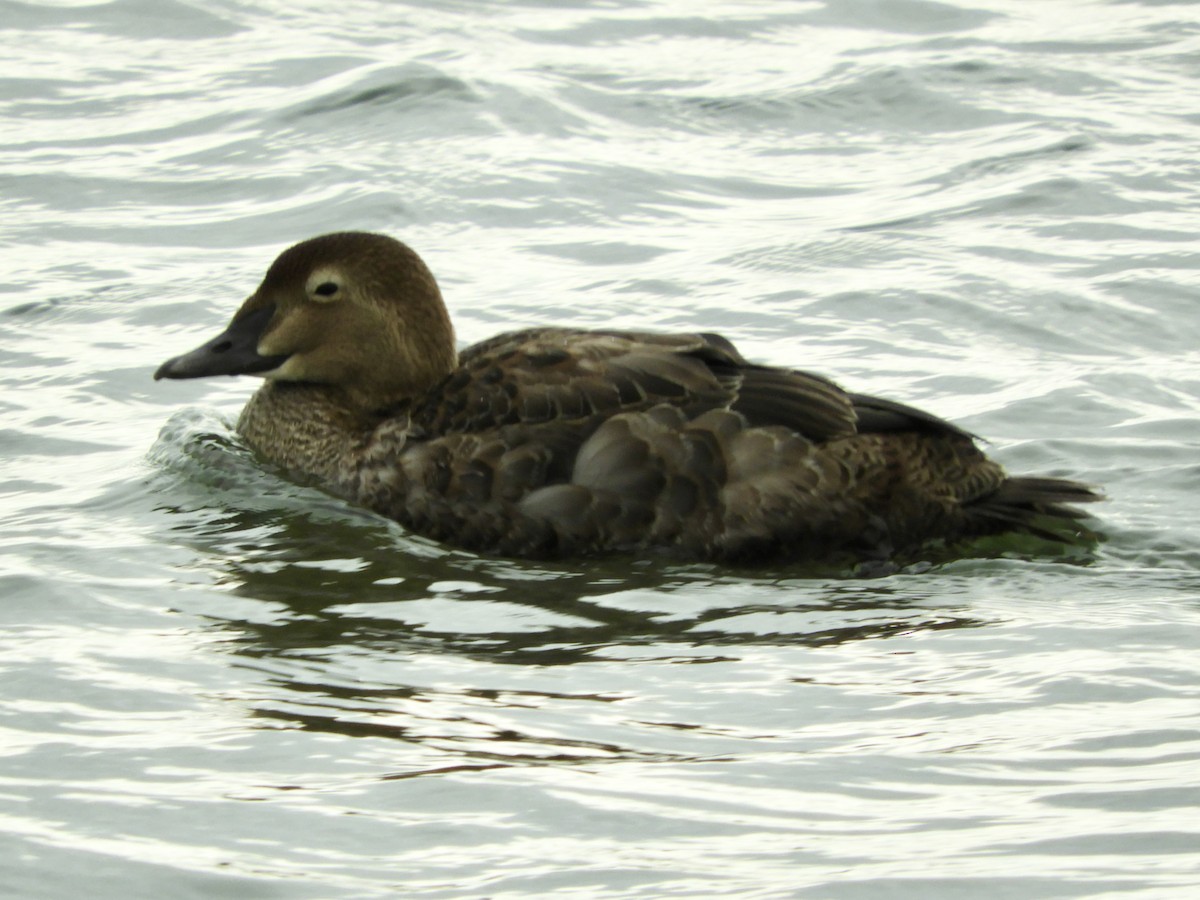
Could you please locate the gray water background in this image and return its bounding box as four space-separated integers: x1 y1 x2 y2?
2 0 1199 897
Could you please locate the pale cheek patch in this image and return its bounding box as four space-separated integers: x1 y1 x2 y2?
265 355 303 381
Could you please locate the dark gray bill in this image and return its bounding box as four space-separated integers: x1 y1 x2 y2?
154 305 289 380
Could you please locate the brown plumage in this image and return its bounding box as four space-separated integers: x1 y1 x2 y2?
154 231 1101 561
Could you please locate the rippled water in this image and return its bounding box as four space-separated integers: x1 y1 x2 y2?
3 0 1199 897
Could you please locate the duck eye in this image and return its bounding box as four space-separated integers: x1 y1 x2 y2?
314 281 339 297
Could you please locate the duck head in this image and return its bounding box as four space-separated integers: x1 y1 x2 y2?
154 232 457 410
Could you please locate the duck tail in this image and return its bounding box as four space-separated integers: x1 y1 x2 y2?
969 476 1104 542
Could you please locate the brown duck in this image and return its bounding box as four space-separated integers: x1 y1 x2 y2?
155 232 1100 561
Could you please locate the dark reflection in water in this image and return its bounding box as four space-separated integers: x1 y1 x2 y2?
249 684 685 770
157 484 994 654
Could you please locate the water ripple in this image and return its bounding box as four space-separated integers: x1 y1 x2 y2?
2 0 1200 897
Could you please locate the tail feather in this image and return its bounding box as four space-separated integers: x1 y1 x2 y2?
969 476 1103 542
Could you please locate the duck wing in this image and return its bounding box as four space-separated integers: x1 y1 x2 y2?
403 328 861 442
847 392 976 440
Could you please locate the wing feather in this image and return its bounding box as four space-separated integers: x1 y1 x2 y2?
405 327 862 442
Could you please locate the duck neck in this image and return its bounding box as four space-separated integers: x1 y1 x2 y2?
236 381 383 491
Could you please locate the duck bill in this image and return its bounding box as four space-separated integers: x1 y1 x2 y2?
154 305 290 380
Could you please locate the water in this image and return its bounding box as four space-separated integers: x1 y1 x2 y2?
3 0 1199 896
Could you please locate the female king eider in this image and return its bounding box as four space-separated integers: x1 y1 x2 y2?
156 232 1100 561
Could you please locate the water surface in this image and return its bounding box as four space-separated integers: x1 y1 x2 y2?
2 1 1199 897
